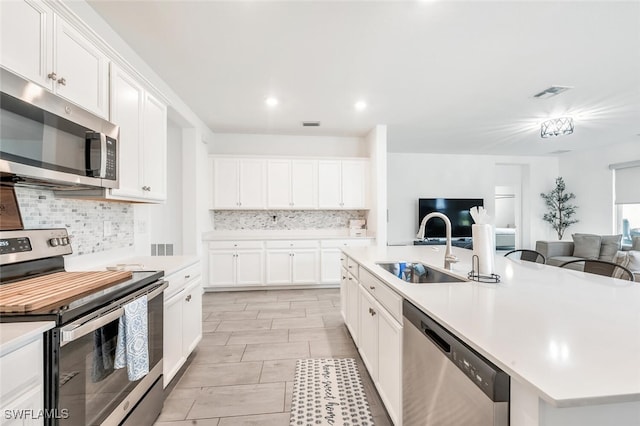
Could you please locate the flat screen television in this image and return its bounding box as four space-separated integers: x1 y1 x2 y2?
418 198 484 238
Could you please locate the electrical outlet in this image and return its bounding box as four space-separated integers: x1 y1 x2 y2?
103 221 112 237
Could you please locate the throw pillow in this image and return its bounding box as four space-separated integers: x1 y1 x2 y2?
613 251 630 280
572 233 602 260
627 250 640 272
599 235 622 262
633 236 640 251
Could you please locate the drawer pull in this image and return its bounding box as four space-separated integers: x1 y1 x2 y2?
370 286 375 290
348 277 353 281
185 274 191 279
369 307 376 316
348 265 353 269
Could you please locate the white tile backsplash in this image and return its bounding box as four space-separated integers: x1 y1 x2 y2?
14 187 134 256
212 210 367 230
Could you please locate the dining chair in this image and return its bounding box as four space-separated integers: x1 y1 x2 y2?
504 249 546 264
559 259 635 282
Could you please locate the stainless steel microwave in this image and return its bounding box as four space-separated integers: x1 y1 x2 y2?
0 68 119 190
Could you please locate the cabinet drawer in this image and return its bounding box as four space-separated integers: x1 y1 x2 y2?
209 240 264 250
359 268 403 323
321 238 374 248
265 240 319 249
165 262 201 298
346 257 359 278
0 338 42 402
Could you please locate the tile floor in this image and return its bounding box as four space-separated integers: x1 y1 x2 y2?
154 288 393 426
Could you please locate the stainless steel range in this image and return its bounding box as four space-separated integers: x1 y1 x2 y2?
0 228 167 426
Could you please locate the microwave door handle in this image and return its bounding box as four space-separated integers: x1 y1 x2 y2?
60 307 124 347
99 132 107 178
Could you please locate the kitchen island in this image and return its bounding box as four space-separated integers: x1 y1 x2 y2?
343 245 640 426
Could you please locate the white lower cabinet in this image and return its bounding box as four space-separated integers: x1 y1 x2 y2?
358 286 379 378
208 241 264 287
345 269 360 345
0 337 44 426
265 240 319 285
342 254 402 426
163 261 203 387
320 239 374 284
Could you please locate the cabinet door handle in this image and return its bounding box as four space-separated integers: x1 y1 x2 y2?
47 72 58 81
369 308 376 316
185 274 191 279
370 286 375 290
58 77 67 86
348 277 352 281
185 294 192 302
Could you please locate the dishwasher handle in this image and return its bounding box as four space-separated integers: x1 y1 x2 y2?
421 321 451 354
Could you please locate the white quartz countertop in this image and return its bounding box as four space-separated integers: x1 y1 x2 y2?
67 255 200 277
343 245 640 408
0 321 55 357
203 229 374 241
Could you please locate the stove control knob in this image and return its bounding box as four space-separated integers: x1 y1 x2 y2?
49 238 60 247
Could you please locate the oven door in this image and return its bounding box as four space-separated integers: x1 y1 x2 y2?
55 283 165 426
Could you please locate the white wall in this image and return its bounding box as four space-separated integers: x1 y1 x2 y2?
183 129 213 256
209 133 367 157
558 140 640 236
387 153 559 247
144 123 184 254
365 125 388 245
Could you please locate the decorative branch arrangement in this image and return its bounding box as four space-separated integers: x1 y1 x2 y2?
540 177 579 240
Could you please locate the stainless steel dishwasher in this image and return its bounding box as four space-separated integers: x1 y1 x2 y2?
403 300 510 425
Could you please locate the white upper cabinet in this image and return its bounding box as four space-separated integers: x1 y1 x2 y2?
0 0 53 89
0 0 109 118
213 156 366 210
212 158 266 209
318 159 368 209
239 159 267 209
267 159 317 209
109 64 167 202
110 64 144 199
341 160 367 208
141 91 167 201
54 17 109 118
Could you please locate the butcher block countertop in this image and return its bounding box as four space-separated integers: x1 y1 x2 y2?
0 271 132 313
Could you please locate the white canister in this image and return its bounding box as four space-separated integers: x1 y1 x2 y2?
472 224 495 275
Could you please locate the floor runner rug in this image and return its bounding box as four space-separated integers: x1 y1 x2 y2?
290 358 375 426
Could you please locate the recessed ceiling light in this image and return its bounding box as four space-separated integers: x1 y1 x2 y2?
354 101 367 111
265 97 279 107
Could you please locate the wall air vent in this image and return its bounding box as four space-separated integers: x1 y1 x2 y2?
533 86 572 99
302 121 321 127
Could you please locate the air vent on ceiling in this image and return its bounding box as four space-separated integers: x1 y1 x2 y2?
302 121 320 127
533 86 572 99
549 150 572 155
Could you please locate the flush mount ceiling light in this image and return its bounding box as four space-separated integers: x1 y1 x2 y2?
541 117 574 138
354 101 367 111
533 86 573 99
265 97 279 107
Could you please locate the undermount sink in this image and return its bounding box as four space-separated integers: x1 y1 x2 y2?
376 262 467 284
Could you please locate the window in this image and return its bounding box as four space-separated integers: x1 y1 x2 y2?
617 204 640 246
611 161 640 246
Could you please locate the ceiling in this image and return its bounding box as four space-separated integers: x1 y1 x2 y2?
87 1 640 155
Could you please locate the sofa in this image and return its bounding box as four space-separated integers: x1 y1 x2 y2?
536 234 640 281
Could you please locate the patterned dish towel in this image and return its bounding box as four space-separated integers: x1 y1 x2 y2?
114 295 149 381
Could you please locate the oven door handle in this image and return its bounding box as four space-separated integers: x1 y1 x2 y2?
147 281 168 301
60 307 124 346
